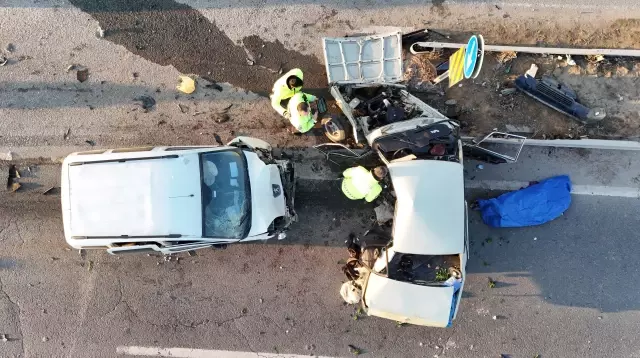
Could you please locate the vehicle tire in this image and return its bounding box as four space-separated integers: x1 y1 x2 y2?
321 115 348 143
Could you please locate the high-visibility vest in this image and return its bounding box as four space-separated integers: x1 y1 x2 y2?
287 92 317 133
270 68 304 116
341 166 382 202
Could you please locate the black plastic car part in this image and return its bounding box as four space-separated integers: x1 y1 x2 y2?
515 74 606 124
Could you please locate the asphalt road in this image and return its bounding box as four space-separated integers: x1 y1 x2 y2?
1 146 640 357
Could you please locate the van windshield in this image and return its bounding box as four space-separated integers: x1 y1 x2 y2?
199 150 251 239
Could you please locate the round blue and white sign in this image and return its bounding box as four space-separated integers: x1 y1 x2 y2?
463 35 479 79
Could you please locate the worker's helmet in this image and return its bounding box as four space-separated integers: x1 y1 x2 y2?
287 76 303 89
372 166 389 180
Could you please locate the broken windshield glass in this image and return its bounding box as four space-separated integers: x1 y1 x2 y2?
199 149 251 239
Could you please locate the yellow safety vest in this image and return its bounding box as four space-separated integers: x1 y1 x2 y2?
341 166 383 202
270 68 304 116
287 92 317 133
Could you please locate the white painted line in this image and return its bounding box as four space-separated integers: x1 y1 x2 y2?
466 180 640 198
116 346 335 358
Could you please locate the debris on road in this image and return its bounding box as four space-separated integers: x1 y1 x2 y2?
7 165 21 193
348 344 362 356
178 104 189 114
134 95 156 112
1 334 8 342
96 26 105 38
500 88 517 96
488 277 496 288
42 187 57 195
0 56 7 66
177 75 196 94
87 260 94 271
63 128 71 140
505 124 534 135
41 337 48 342
85 140 96 146
77 68 89 83
5 43 15 52
246 58 255 66
515 65 606 124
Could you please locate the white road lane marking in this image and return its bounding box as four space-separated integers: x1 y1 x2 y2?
116 346 336 358
465 180 640 198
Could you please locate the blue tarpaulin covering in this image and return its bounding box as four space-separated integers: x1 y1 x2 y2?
478 175 572 228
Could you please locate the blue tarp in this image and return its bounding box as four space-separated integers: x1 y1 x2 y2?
478 175 572 228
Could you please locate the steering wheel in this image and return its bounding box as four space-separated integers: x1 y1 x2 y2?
392 148 413 160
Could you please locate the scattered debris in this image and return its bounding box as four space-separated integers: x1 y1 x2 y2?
41 337 48 342
246 58 255 66
63 128 71 140
87 260 94 271
444 99 459 118
177 75 196 94
348 345 362 356
187 250 197 257
500 88 517 96
476 164 484 170
85 140 96 146
5 43 15 52
214 113 230 123
96 26 105 38
1 334 8 342
505 124 534 135
42 187 56 195
132 72 140 79
305 344 315 350
213 133 223 146
586 54 605 63
66 64 79 72
7 165 21 193
77 68 89 83
193 111 205 116
0 56 7 66
565 54 576 66
488 277 496 288
496 51 517 64
515 66 606 124
134 95 156 112
201 76 223 91
259 298 263 303
534 237 537 241
492 315 497 320
178 104 190 113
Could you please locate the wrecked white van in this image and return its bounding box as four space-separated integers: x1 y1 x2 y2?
60 137 296 255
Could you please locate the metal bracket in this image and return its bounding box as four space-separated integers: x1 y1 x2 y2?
463 131 526 163
313 143 372 165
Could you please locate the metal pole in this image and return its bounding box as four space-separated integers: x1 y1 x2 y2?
410 41 640 57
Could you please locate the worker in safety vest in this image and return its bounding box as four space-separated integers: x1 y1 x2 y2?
341 166 388 202
270 68 304 116
286 92 321 134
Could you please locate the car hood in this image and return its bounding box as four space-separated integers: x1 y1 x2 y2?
388 160 465 255
244 151 286 237
66 154 202 238
364 273 455 327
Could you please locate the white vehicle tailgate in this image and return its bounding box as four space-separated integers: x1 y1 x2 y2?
364 273 454 327
322 32 403 85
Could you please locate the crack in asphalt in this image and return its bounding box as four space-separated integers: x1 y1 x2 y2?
116 277 214 331
0 276 25 356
